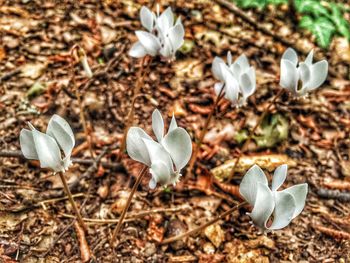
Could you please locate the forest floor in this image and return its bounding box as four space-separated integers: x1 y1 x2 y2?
0 0 349 262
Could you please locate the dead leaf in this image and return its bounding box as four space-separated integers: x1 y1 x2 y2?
204 224 225 248
21 63 47 79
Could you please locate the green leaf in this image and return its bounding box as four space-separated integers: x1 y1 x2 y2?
299 16 335 48
329 3 350 40
294 0 330 17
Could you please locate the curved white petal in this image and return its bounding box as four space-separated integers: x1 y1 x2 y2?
142 138 174 173
239 67 256 99
126 127 153 166
214 82 224 96
140 6 155 32
269 192 296 230
298 63 311 91
168 23 185 52
306 60 328 91
282 48 298 66
162 127 192 171
249 183 274 230
160 37 173 58
304 49 314 65
271 164 288 191
149 177 157 189
168 114 178 133
32 130 63 172
221 65 239 104
232 54 250 75
279 183 308 218
152 109 164 142
227 51 232 65
20 129 38 159
279 59 298 93
46 114 75 158
135 31 161 56
211 56 226 81
149 161 171 188
157 7 174 33
129 41 148 58
239 164 268 205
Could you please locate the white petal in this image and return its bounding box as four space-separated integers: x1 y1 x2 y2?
157 7 174 33
214 82 224 96
168 23 185 52
220 64 239 104
46 114 75 158
239 67 256 99
227 51 232 65
304 49 314 65
269 192 296 230
279 59 298 93
279 183 308 218
152 109 164 142
249 183 274 230
126 127 153 166
81 56 93 78
211 56 226 81
140 6 155 32
239 164 268 205
271 164 288 191
298 62 311 91
159 37 173 58
162 127 192 171
149 161 171 188
129 41 148 58
32 130 63 172
135 31 161 56
306 60 328 91
149 177 157 189
142 138 174 173
232 54 250 75
282 48 298 66
168 114 178 133
20 129 38 159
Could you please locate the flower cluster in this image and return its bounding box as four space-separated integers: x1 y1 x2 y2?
126 109 192 189
280 48 328 96
129 5 185 59
20 114 75 173
211 51 256 106
239 164 308 230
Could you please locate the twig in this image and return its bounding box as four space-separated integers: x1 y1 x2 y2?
110 165 148 246
317 188 350 202
0 150 123 170
161 201 247 244
213 0 340 78
74 221 92 262
228 89 284 181
312 224 350 240
188 87 225 174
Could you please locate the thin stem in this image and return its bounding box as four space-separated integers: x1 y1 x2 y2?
188 87 225 174
57 171 87 232
161 201 247 244
70 45 94 159
110 165 148 246
118 56 150 161
228 89 284 181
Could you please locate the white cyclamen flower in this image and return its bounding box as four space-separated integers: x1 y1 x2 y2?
129 5 185 59
211 51 256 106
20 114 75 173
239 164 308 231
280 48 328 96
126 109 192 189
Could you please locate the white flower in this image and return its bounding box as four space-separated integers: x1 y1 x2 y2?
20 115 75 173
129 5 185 59
280 48 328 96
126 109 192 189
239 164 308 231
211 51 256 106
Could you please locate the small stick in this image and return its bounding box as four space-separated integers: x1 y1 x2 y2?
57 171 87 232
161 201 247 244
228 89 284 181
0 150 123 170
110 165 148 246
188 87 225 174
70 45 94 159
118 56 150 161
